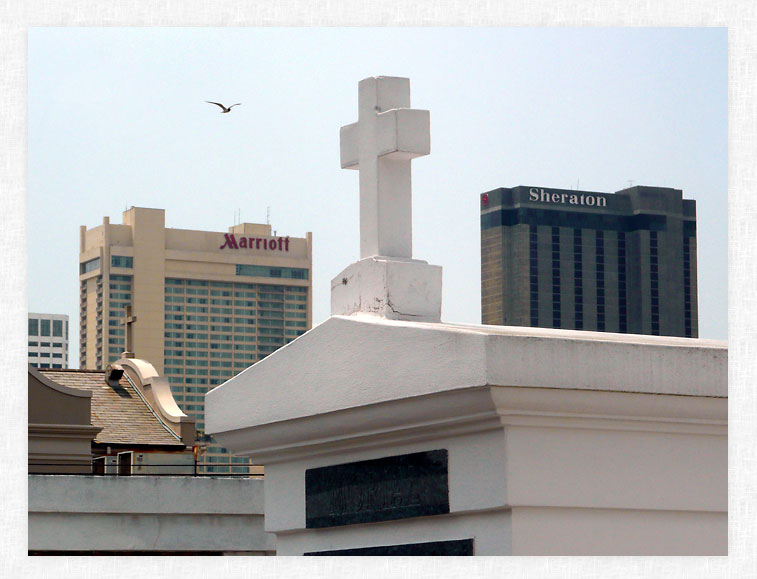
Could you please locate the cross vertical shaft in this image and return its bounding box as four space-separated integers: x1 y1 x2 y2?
121 305 137 358
340 77 430 259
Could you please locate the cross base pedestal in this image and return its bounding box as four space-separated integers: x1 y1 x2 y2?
330 256 442 322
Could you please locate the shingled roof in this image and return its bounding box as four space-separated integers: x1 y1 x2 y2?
39 369 184 448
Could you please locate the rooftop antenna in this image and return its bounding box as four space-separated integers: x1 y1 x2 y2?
266 206 271 225
628 179 635 188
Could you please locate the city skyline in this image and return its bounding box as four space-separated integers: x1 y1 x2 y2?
28 27 728 366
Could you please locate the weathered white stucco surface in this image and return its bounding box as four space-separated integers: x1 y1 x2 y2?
330 257 442 322
206 314 726 436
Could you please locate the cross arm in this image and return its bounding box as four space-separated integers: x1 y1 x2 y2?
340 108 430 170
376 108 430 161
340 122 360 170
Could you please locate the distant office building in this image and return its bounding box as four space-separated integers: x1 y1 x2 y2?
481 185 697 337
79 207 313 473
28 313 69 368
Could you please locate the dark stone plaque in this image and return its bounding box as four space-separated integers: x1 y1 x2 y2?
305 538 473 556
305 449 449 528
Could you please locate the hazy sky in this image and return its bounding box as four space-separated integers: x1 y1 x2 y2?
28 27 727 364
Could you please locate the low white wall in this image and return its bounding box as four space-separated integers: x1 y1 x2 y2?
28 475 275 554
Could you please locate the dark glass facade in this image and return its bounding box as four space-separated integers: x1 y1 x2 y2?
481 185 698 338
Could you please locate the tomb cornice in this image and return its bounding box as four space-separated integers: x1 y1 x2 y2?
211 381 726 467
212 386 501 465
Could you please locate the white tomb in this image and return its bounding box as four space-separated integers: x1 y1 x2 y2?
205 76 727 555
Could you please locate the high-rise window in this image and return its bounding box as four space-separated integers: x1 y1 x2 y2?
650 231 660 335
683 237 692 338
29 318 38 336
80 257 101 274
551 227 561 328
596 231 605 332
529 225 538 326
574 229 583 330
618 232 627 333
235 264 309 279
111 255 133 268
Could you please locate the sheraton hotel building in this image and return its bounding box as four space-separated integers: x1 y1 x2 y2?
481 185 697 338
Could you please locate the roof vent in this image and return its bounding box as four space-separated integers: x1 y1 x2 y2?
106 364 124 386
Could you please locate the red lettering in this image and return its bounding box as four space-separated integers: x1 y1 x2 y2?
220 234 293 252
219 234 238 249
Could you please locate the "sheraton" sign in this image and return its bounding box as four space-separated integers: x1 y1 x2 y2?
219 234 291 252
529 187 607 207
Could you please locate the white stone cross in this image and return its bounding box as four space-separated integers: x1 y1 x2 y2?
121 304 137 357
340 77 430 259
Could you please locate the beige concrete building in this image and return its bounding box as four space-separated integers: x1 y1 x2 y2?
79 207 312 473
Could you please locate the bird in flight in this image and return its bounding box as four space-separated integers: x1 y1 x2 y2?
206 101 241 113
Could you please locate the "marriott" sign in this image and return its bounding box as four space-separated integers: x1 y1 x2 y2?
219 234 291 252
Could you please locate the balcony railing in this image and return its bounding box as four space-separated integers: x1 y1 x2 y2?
29 461 263 478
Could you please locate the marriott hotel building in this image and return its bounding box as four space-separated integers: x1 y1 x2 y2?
80 207 312 473
481 185 697 338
